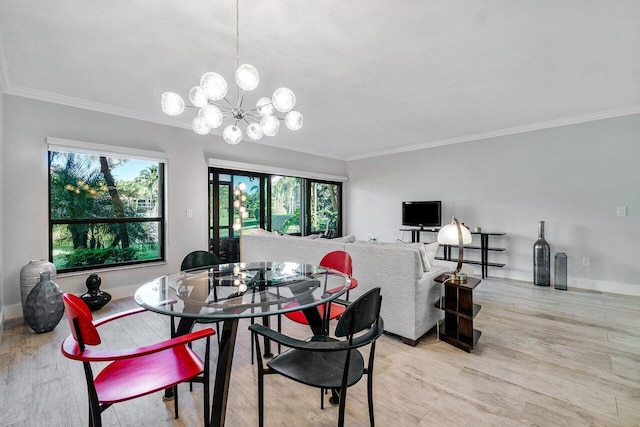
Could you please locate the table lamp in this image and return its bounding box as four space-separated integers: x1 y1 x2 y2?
437 216 472 284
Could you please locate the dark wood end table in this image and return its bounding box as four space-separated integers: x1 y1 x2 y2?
434 274 482 352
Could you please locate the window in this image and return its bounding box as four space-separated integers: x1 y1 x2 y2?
308 180 342 235
49 148 165 272
271 176 301 234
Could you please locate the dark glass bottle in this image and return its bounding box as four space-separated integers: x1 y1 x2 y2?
533 221 551 286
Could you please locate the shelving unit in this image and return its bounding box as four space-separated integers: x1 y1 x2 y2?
434 274 482 352
400 228 506 278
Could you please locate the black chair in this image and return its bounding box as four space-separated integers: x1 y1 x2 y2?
172 250 222 342
181 250 220 271
250 287 384 427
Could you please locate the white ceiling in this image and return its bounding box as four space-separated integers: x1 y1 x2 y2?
1 0 639 160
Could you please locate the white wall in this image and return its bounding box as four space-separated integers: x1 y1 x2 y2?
1 95 346 319
0 90 5 340
345 114 640 296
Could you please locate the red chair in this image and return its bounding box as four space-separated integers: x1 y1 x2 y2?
60 294 215 427
283 250 359 331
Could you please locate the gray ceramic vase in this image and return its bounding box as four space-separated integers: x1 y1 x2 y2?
24 272 65 333
20 259 57 314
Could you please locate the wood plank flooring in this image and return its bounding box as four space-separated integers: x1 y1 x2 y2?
1 277 639 426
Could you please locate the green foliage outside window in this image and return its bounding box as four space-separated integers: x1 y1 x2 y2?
49 151 164 272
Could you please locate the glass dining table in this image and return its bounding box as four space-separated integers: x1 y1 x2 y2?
134 261 351 427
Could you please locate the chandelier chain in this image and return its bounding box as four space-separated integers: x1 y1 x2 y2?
236 0 240 70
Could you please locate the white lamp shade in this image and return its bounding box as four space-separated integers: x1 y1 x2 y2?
246 122 264 140
191 116 211 135
200 72 228 101
198 105 224 129
189 86 208 108
235 64 259 91
223 125 243 145
272 88 296 112
437 221 472 245
260 115 280 136
285 111 303 130
161 92 185 116
256 97 275 117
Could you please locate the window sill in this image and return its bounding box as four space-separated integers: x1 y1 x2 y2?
57 261 168 278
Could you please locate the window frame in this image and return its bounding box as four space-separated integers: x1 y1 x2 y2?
305 179 343 236
47 138 167 273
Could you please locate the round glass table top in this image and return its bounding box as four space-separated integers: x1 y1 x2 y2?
134 261 351 320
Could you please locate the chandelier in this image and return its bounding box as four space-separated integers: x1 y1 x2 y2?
160 0 303 145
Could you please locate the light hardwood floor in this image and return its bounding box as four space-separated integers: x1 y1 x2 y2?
1 277 639 426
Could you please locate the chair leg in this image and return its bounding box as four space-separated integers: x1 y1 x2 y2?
367 372 375 426
337 386 348 427
203 335 211 427
174 385 179 419
250 317 255 365
320 388 325 409
253 332 265 427
277 314 282 354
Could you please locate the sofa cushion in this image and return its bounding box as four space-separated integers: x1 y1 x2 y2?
330 235 356 243
355 240 429 272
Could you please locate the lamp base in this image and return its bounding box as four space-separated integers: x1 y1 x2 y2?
444 272 467 284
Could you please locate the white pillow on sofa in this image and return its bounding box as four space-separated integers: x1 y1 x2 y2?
423 242 439 270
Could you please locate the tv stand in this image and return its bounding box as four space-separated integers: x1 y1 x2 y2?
399 227 440 243
399 228 506 279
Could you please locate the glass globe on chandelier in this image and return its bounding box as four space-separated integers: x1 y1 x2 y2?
161 0 303 145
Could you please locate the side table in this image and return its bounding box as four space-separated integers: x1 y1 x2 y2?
434 274 482 352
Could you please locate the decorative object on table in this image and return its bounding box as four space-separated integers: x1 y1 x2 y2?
473 226 482 233
533 220 551 286
161 0 303 145
24 272 64 333
554 252 568 290
80 273 112 311
364 234 378 242
437 216 473 284
20 259 57 314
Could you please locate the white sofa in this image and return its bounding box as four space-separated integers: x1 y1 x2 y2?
241 233 471 345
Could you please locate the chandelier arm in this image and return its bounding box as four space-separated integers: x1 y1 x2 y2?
222 97 236 109
238 90 245 109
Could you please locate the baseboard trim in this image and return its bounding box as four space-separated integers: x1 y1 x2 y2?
3 282 142 321
479 268 640 297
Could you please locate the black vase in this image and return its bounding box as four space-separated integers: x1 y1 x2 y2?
80 274 111 311
533 221 551 286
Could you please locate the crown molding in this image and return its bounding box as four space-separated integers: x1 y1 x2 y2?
346 105 640 161
3 82 194 130
2 56 638 164
0 21 10 93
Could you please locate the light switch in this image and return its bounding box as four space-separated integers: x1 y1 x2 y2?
616 207 627 217
186 208 193 218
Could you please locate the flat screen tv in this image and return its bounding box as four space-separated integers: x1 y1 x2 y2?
402 201 442 228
